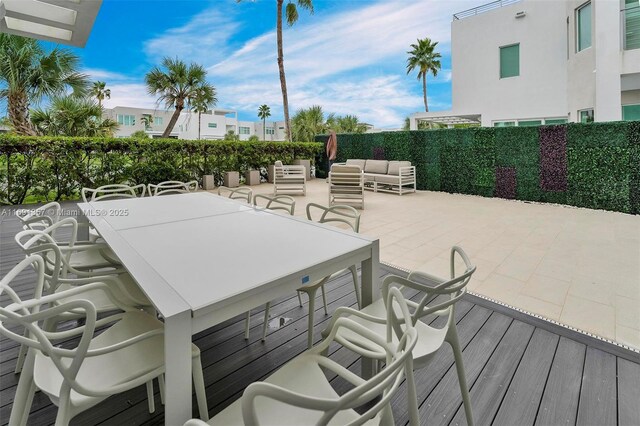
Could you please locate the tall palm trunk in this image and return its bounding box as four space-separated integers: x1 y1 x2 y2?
163 99 183 138
277 0 292 142
263 117 266 141
8 91 37 135
198 111 202 140
422 74 428 112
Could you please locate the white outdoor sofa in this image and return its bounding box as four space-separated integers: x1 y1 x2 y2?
343 159 416 195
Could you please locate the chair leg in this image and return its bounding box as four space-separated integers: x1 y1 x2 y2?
192 353 209 421
348 264 361 309
296 290 303 307
146 381 155 413
307 289 316 349
261 302 271 342
320 285 328 315
244 311 251 340
14 342 27 373
405 357 420 426
10 351 35 426
448 328 474 426
158 375 165 405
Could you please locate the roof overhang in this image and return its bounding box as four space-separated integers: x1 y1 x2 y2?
0 0 102 48
412 113 481 125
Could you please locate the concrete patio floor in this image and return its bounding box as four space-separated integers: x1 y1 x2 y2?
229 179 640 351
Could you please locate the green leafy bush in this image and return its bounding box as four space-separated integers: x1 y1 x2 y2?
0 136 321 204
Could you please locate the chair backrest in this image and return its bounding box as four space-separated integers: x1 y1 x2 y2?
306 202 360 233
253 194 295 215
81 184 146 203
241 287 418 425
218 186 253 203
0 255 155 400
382 246 476 333
148 180 198 196
330 165 363 183
16 201 61 232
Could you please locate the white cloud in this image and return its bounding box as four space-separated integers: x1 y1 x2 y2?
83 68 132 82
135 0 477 127
101 84 159 110
144 8 240 65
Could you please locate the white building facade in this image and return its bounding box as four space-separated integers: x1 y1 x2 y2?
411 0 640 128
104 106 287 141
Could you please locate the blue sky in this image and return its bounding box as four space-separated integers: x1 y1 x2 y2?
74 0 479 128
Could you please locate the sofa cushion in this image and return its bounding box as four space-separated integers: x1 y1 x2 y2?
375 175 401 185
387 161 412 175
364 160 389 175
346 159 366 170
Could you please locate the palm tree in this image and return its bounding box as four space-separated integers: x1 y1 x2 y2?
237 0 314 142
192 87 217 140
291 105 326 142
90 81 111 107
336 115 367 133
145 57 216 138
0 34 89 135
406 38 441 112
257 104 271 141
30 95 118 137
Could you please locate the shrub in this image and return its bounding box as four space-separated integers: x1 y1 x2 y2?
0 136 322 204
323 122 638 214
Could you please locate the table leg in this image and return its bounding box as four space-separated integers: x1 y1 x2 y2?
360 240 380 379
164 310 193 425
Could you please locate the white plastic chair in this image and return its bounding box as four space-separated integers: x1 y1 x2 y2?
328 164 365 209
81 183 146 242
246 203 362 348
13 228 151 373
218 186 253 204
243 194 296 340
273 160 306 196
1 256 209 426
16 201 62 231
253 194 296 216
323 246 477 426
149 180 199 196
185 287 419 426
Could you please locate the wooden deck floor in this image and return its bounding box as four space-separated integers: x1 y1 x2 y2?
0 206 639 426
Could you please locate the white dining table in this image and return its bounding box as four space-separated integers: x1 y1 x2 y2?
79 192 380 425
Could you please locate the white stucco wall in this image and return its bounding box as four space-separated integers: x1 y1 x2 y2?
452 0 569 126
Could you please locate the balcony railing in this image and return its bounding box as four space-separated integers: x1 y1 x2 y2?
453 0 522 20
623 5 640 50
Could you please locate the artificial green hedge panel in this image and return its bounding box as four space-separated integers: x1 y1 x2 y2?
320 121 638 214
0 136 322 204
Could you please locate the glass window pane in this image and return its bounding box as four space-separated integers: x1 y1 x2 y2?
545 118 568 125
518 120 543 127
494 121 516 127
578 2 592 51
500 44 519 78
579 109 594 123
623 104 640 121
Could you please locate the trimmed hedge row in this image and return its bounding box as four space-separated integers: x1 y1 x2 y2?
315 122 640 214
0 136 322 205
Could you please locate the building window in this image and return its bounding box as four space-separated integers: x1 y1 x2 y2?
208 123 217 128
265 128 275 135
499 44 520 79
579 109 594 123
117 114 135 126
625 0 640 50
154 116 163 126
622 104 640 121
545 118 568 125
493 121 516 127
577 2 592 52
239 126 250 135
518 120 543 127
278 126 285 130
